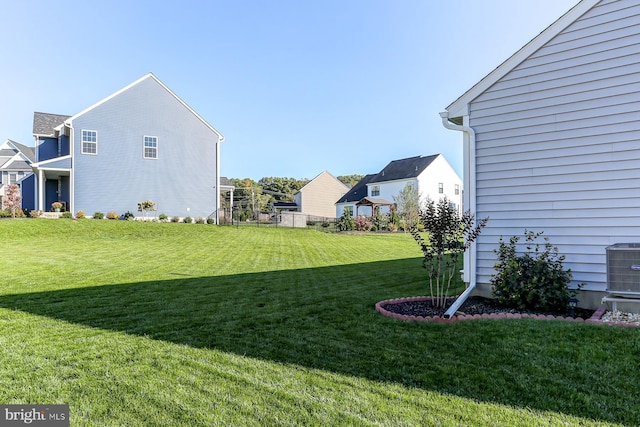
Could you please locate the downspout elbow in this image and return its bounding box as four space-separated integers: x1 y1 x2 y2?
439 111 475 139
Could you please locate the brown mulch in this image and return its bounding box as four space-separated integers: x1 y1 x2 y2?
381 296 595 320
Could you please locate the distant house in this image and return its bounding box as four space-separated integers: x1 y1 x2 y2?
440 0 640 307
0 139 36 211
30 73 225 221
293 171 349 218
336 154 462 218
335 174 377 218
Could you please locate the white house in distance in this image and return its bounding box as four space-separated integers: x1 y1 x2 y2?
335 154 462 218
441 0 640 309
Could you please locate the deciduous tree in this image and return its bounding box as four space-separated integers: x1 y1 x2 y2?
2 184 22 218
411 197 488 308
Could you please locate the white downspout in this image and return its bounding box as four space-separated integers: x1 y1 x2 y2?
215 137 221 225
440 111 477 318
67 121 75 216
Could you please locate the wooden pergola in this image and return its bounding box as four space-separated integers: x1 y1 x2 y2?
355 197 394 216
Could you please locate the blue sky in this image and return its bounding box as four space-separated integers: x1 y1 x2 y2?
2 0 579 180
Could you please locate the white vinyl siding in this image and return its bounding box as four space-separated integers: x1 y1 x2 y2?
468 0 640 292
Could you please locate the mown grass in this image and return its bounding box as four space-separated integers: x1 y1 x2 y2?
0 219 638 426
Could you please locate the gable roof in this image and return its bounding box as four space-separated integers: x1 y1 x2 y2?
33 112 71 137
445 0 599 121
0 140 35 169
64 73 224 141
8 140 35 163
368 154 439 184
297 170 348 193
336 174 376 204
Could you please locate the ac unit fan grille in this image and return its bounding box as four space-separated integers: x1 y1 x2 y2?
606 244 640 296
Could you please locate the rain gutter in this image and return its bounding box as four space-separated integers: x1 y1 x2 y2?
439 111 477 318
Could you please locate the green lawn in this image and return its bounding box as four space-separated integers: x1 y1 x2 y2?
0 219 638 426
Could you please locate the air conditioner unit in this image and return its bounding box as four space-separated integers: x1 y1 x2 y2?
606 243 640 296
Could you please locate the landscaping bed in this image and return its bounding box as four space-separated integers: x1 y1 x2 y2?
378 296 596 322
382 295 594 318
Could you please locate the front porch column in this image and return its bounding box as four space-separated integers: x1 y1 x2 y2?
37 169 44 211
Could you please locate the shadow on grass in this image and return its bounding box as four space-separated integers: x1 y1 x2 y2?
0 258 638 425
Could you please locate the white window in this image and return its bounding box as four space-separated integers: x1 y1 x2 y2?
81 130 97 155
371 185 380 197
455 184 460 195
438 183 444 194
9 173 17 184
143 136 158 159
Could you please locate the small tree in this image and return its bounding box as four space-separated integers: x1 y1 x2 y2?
2 184 22 218
411 197 488 308
337 209 355 231
137 199 156 219
394 183 421 230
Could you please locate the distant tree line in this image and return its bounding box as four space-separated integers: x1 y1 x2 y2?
224 175 364 220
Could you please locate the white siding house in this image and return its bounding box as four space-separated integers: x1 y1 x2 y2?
441 0 640 307
335 154 462 218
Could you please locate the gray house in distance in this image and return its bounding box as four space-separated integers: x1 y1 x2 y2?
0 139 36 212
31 73 225 221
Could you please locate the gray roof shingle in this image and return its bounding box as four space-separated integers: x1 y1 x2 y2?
33 112 71 136
8 140 35 163
368 154 439 184
336 174 377 204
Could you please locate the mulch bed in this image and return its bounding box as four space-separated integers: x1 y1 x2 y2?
380 296 595 320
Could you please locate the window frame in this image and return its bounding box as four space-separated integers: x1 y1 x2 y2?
438 183 444 194
81 130 98 155
371 185 380 197
143 135 158 159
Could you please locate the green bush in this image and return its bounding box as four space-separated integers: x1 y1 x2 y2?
206 217 215 224
61 211 73 219
337 210 355 231
159 213 168 222
93 211 104 220
491 230 581 313
183 216 192 224
372 212 389 231
122 211 135 221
